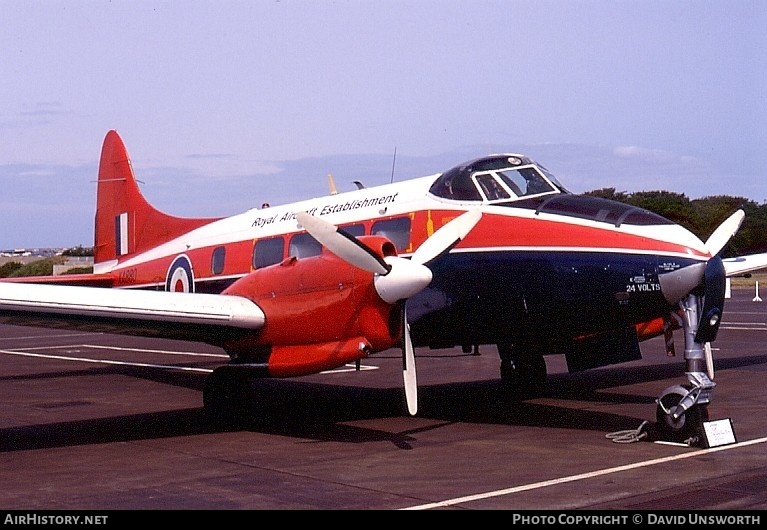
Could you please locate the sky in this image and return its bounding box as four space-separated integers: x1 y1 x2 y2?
1 0 765 249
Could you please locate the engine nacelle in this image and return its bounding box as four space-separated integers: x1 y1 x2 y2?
266 337 373 377
219 240 402 375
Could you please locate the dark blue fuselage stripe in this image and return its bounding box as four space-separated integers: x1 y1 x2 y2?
408 251 697 348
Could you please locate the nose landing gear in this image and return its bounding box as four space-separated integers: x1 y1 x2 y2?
654 291 717 445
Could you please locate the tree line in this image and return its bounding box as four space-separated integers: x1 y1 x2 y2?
584 190 767 257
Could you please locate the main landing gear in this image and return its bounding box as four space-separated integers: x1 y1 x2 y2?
497 342 547 398
655 292 715 443
203 365 256 428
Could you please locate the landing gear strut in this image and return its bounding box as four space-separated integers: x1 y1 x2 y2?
498 342 547 398
203 366 253 427
655 292 714 443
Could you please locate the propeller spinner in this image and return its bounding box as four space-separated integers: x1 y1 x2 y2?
296 209 482 415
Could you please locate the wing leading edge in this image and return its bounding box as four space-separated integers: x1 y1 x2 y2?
0 283 265 343
723 252 767 277
0 273 116 287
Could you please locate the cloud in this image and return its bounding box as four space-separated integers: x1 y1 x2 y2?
0 102 70 130
20 101 68 118
613 145 677 162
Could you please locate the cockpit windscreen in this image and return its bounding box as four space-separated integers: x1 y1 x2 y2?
428 155 564 203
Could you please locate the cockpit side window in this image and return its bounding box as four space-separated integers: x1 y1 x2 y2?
538 165 570 193
445 173 482 201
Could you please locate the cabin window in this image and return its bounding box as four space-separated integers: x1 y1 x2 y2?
211 246 226 275
289 232 322 259
372 217 411 251
253 237 284 269
341 224 365 237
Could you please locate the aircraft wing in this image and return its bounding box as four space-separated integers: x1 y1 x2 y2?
0 273 116 287
723 252 767 277
0 282 265 344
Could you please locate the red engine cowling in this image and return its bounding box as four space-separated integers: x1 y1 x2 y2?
219 238 401 377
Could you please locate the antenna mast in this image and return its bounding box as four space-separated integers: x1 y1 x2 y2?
390 146 397 184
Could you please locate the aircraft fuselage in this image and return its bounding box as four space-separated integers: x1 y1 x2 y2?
92 154 708 372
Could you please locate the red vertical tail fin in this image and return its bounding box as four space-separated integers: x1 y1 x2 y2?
94 130 221 265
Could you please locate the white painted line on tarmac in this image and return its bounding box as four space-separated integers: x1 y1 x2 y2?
402 436 767 510
322 364 378 373
0 347 377 374
0 332 103 342
17 343 229 359
0 348 213 373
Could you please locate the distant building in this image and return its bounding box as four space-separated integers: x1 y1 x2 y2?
53 256 94 275
0 248 94 272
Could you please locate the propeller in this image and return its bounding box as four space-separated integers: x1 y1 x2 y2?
401 300 417 415
658 208 745 344
296 209 482 415
705 209 744 257
658 209 745 307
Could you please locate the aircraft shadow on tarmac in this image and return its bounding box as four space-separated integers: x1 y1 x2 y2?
2 353 765 453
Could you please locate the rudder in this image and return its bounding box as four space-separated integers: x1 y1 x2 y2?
93 130 220 265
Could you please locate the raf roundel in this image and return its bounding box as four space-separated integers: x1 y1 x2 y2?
166 255 195 293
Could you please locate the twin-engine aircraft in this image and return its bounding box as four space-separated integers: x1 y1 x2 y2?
2 130 766 437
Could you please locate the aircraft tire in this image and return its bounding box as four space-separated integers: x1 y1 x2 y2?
655 385 709 443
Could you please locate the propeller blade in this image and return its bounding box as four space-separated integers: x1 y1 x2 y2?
705 342 715 380
296 212 390 275
705 209 744 257
297 209 483 419
410 210 482 265
401 302 417 415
